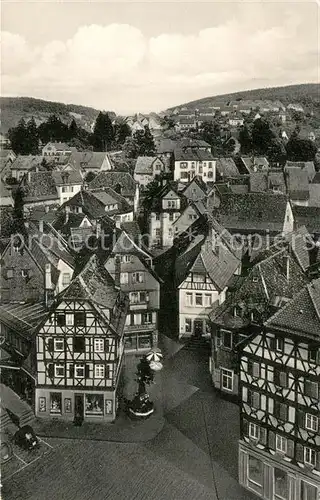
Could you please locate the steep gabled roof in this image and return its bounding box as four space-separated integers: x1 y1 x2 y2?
285 167 309 201
241 157 269 173
88 171 136 198
265 278 320 340
21 172 59 202
293 206 320 234
135 156 163 175
216 158 240 178
0 302 48 340
285 161 316 182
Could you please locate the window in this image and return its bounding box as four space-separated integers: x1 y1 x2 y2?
221 368 233 391
204 294 212 307
195 293 203 306
305 414 318 432
62 273 70 286
248 360 260 378
191 162 195 169
73 337 85 353
248 456 263 488
304 447 316 467
94 338 104 352
155 228 161 237
56 313 65 327
305 380 319 399
54 338 64 352
274 368 288 388
301 481 318 500
85 394 103 415
6 269 13 279
132 272 144 283
75 364 85 378
50 393 62 414
55 364 64 377
185 318 192 333
193 273 205 283
180 162 188 169
142 313 153 324
169 213 174 221
208 171 213 179
248 389 260 409
95 364 105 378
308 346 319 364
130 291 149 304
249 422 259 440
120 272 129 285
208 162 213 168
156 214 160 221
74 312 86 327
66 313 73 326
274 401 288 421
274 468 288 500
276 434 287 453
222 330 232 349
185 293 193 306
271 336 284 352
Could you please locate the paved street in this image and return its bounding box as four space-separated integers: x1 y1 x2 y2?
2 334 256 500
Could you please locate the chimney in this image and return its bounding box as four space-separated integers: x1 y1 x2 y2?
114 255 121 290
39 220 44 233
115 218 121 229
45 263 52 289
27 171 31 183
45 205 49 213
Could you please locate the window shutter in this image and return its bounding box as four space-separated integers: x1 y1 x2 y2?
296 443 304 463
286 439 294 458
253 363 259 378
305 381 319 399
104 339 109 352
247 360 253 376
280 371 288 388
297 409 305 429
253 392 260 409
48 363 54 378
259 427 267 446
280 403 288 421
268 430 275 450
69 364 74 378
242 418 249 437
274 369 280 386
85 364 90 378
48 338 54 352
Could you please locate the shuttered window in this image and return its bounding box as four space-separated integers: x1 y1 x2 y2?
274 401 288 421
305 380 319 399
47 363 54 378
274 368 288 388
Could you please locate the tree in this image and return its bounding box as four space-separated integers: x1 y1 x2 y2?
136 356 154 396
267 138 287 167
8 119 29 155
251 118 274 154
124 126 156 158
68 118 78 139
26 117 39 154
123 136 138 159
239 124 253 154
113 120 131 147
161 115 175 130
84 171 96 183
286 137 317 162
91 112 115 151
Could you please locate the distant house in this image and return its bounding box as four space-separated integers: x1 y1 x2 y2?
174 146 216 183
216 158 240 179
240 157 269 174
287 103 304 113
68 151 112 174
181 176 208 202
0 133 10 148
172 201 206 238
42 142 72 161
176 117 197 131
176 219 242 338
228 114 244 127
284 167 310 206
284 161 316 182
134 156 166 187
88 171 139 213
292 206 320 237
8 155 43 181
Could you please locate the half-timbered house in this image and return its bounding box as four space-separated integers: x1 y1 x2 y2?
35 255 129 423
238 278 320 500
209 244 308 397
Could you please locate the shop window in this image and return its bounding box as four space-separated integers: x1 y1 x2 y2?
138 335 152 350
301 481 317 500
50 393 62 414
248 455 263 491
274 468 288 500
124 335 137 350
85 394 103 415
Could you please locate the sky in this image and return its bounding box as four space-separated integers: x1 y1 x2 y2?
1 0 319 114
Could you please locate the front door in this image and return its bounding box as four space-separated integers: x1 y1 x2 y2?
74 394 84 425
194 320 203 337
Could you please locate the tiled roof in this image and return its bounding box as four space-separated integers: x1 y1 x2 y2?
308 184 320 207
60 190 106 219
312 172 320 184
285 161 316 182
182 176 208 201
88 171 136 198
68 151 107 171
61 255 121 311
52 170 82 185
178 118 197 125
241 157 269 173
209 247 307 328
265 278 320 340
9 155 43 172
44 142 70 151
52 212 88 239
135 156 161 175
120 221 142 240
155 138 177 154
174 148 214 162
0 302 48 340
249 173 268 193
293 206 320 234
285 167 309 201
178 139 211 149
92 188 131 213
216 158 240 177
216 193 288 233
0 179 12 200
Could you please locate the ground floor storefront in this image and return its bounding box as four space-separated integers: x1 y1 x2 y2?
179 314 211 339
35 387 120 423
124 328 158 353
239 441 320 500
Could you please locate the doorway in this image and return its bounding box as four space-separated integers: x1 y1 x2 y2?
194 320 203 337
74 394 84 425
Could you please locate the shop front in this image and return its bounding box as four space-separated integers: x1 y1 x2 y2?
35 388 117 423
124 326 158 353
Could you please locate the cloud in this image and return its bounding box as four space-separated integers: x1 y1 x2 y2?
1 14 318 113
